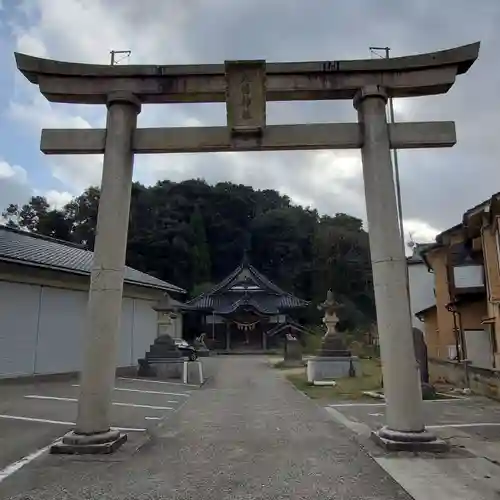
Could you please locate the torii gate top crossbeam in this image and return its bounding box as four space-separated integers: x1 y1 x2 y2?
15 43 479 104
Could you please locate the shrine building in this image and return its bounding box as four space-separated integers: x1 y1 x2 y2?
186 257 309 351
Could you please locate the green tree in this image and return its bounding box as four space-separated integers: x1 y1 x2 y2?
189 206 211 288
2 181 377 330
2 196 72 240
2 196 50 231
63 186 100 248
312 213 374 328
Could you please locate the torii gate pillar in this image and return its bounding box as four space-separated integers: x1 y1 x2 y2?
71 93 141 451
355 86 440 449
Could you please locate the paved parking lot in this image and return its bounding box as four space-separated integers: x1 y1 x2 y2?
0 375 198 474
324 396 500 499
325 395 500 442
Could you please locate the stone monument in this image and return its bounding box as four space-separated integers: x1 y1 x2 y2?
307 291 359 383
138 333 184 379
283 333 303 367
412 327 436 399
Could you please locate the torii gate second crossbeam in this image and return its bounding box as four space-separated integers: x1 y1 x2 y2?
15 41 480 454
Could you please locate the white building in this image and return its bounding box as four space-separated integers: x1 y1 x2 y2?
0 226 185 379
407 243 436 330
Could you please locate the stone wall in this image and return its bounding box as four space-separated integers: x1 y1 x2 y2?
429 357 500 400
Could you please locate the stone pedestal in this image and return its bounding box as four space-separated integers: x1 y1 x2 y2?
371 427 448 452
307 356 359 383
156 361 184 380
197 348 211 357
318 337 351 358
51 430 127 455
194 336 211 357
139 333 184 380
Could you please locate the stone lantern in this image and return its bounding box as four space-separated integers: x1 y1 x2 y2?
306 290 359 383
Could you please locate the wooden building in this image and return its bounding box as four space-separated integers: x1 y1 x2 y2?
186 258 309 351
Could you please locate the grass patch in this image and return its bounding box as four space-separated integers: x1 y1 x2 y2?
273 360 306 370
286 358 382 400
430 392 456 400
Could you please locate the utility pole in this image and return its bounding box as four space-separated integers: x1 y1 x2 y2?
110 50 131 66
369 46 404 244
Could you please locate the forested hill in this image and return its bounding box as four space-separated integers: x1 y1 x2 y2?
2 179 375 328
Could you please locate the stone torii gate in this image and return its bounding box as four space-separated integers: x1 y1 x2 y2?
15 42 479 454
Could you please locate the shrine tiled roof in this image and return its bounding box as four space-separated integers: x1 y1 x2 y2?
186 260 309 314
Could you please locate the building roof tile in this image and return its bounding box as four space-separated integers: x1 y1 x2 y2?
0 225 185 294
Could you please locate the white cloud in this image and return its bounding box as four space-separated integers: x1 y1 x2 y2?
43 189 73 209
8 93 104 192
9 94 93 131
15 31 47 58
0 160 32 214
403 218 441 244
7 0 499 237
0 160 27 184
13 0 192 64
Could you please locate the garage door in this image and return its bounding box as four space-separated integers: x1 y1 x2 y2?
0 281 40 377
118 298 134 367
35 287 87 374
0 282 158 377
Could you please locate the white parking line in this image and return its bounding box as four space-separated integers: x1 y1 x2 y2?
328 399 470 408
329 403 386 407
24 395 175 410
72 384 190 397
145 416 162 420
112 426 147 432
0 414 74 426
427 422 500 429
117 377 199 388
0 414 146 432
0 437 62 484
324 407 371 436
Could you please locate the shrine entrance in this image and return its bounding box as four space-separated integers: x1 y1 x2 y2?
15 42 479 453
229 311 266 351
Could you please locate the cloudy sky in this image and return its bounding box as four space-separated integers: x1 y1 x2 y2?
0 0 497 245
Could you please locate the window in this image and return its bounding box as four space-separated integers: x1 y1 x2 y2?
453 265 484 288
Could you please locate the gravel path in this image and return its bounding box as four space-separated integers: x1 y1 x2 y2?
1 356 410 499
